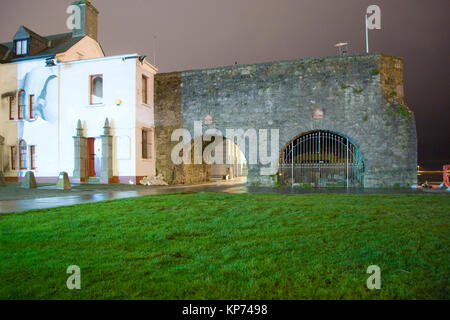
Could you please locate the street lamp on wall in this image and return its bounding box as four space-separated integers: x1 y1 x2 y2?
45 57 57 67
122 55 147 64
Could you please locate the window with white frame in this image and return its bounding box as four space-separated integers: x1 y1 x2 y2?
18 90 26 120
89 74 103 105
10 146 16 170
15 39 28 55
9 96 14 120
142 128 153 159
19 140 27 170
30 145 36 170
142 75 148 104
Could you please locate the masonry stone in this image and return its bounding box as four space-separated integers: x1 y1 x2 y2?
0 135 4 177
73 119 88 182
100 118 113 183
56 172 71 190
155 53 417 187
0 171 5 186
21 171 37 189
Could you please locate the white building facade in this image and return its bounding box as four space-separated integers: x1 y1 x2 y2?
0 0 158 184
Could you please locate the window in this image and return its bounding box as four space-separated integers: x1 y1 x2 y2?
89 75 103 105
9 96 14 120
10 146 16 170
142 129 153 159
19 140 27 170
30 145 36 170
18 90 25 120
142 75 148 104
15 39 28 55
29 95 35 119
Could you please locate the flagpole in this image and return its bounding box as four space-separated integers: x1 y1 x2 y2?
365 14 369 53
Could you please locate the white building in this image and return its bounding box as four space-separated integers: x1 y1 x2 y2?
0 0 157 184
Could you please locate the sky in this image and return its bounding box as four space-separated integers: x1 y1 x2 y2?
0 0 448 170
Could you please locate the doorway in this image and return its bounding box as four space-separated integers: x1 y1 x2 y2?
87 138 102 177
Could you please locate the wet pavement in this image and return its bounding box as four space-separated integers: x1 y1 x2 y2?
0 182 446 214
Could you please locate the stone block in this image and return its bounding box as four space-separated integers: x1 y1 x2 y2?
56 172 71 190
0 171 5 186
21 171 37 189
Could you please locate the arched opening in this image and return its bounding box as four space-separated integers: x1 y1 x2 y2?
90 75 103 105
172 135 248 185
278 130 365 187
208 136 248 184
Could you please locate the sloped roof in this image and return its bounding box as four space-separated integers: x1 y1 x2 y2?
0 27 84 63
14 26 48 44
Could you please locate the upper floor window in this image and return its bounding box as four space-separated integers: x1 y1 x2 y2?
15 39 28 56
89 75 103 105
142 75 148 104
18 90 26 120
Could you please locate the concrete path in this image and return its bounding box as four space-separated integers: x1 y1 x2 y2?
0 183 236 214
0 181 434 214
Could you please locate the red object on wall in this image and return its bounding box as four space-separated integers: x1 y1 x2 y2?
444 165 450 187
87 138 96 177
29 95 35 119
9 96 14 120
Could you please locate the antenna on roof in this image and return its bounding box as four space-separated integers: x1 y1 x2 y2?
153 35 157 66
335 42 349 56
138 55 146 63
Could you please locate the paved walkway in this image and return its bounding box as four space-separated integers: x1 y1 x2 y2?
0 179 438 214
0 183 235 213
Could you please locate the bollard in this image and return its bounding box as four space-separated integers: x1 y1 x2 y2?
56 172 71 190
0 171 6 186
21 171 37 189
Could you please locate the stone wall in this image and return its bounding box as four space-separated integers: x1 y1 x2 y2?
154 53 417 187
154 72 183 184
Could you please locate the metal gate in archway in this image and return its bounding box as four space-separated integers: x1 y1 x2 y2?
278 130 365 187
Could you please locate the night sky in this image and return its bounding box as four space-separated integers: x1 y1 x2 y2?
0 0 448 170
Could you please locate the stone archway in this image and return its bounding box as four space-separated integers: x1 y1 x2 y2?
168 134 248 185
278 130 365 187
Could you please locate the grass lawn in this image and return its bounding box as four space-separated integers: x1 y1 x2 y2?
0 192 449 299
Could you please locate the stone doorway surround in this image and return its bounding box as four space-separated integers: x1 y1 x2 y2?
73 119 113 184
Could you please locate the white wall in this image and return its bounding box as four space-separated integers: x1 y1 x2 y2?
60 55 138 179
135 61 157 178
0 62 18 176
16 58 59 178
2 53 158 183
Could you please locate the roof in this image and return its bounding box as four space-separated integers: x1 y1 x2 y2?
0 26 84 63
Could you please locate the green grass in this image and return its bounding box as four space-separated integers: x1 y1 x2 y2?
1 193 449 299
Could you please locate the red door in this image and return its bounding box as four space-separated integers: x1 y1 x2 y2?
87 138 96 177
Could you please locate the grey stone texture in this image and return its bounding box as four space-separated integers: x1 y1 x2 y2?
0 135 4 175
0 171 5 186
56 172 71 190
155 53 417 187
101 118 113 182
21 171 37 189
73 120 88 182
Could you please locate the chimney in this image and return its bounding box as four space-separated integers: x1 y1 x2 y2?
71 0 99 41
